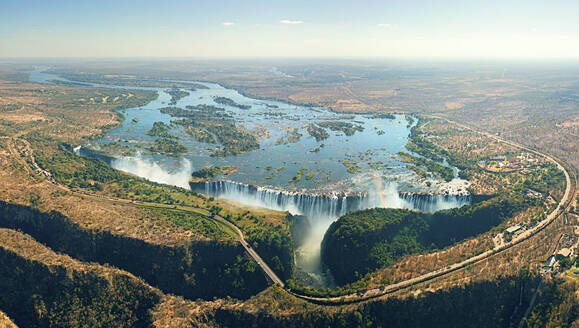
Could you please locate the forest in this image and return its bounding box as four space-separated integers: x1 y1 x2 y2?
213 96 251 109
149 137 187 156
159 105 259 156
322 194 536 284
28 136 294 282
306 124 330 142
146 121 175 138
317 121 364 136
165 88 189 105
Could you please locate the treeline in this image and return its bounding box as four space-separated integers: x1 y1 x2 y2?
405 118 479 180
191 166 234 179
214 207 294 282
30 136 294 287
406 120 449 162
0 201 268 300
522 277 578 327
159 106 259 156
322 194 534 284
370 113 396 119
215 274 543 328
317 121 364 136
398 151 454 181
213 96 251 109
149 137 187 156
0 240 161 328
146 121 175 138
306 124 330 142
164 88 189 105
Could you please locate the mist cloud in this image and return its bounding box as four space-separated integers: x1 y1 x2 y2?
111 155 193 190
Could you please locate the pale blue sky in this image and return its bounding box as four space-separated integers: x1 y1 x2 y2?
1 0 578 58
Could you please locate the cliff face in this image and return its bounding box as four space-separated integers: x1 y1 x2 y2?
321 196 530 284
0 201 268 301
0 228 161 328
211 275 534 328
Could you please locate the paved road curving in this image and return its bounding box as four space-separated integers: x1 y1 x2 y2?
12 137 286 288
287 116 575 304
12 117 575 304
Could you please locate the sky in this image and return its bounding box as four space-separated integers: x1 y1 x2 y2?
1 0 579 58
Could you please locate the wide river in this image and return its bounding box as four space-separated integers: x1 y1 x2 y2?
30 69 471 287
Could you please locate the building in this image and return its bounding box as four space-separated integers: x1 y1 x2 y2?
557 248 572 258
506 224 522 234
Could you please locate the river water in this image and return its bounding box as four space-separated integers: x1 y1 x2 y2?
29 69 471 287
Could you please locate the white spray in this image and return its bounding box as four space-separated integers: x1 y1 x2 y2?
111 155 194 190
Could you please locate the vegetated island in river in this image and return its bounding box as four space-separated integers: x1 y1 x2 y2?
159 106 259 157
165 88 190 105
213 96 251 109
189 166 238 183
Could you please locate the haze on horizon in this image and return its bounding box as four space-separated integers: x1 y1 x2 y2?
1 0 579 59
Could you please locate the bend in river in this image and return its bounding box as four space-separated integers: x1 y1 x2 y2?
30 69 472 287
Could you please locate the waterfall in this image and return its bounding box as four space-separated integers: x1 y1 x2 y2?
193 180 372 217
398 192 472 213
191 179 472 288
192 180 471 217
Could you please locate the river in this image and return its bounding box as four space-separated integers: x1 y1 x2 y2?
29 68 471 287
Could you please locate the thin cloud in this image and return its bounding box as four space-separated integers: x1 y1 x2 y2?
222 22 234 27
280 19 304 25
377 23 392 28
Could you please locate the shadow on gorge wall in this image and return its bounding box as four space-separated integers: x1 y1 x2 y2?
0 201 268 301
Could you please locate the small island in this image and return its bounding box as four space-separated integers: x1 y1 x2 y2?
213 96 251 109
189 166 238 183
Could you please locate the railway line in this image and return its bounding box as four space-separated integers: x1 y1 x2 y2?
9 113 575 305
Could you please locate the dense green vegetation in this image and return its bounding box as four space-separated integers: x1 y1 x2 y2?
244 223 294 281
276 128 302 145
289 168 308 183
30 136 294 284
215 208 294 281
404 117 477 180
160 105 229 118
520 163 566 200
172 118 216 143
522 278 579 327
218 274 545 328
306 124 330 141
370 113 396 119
165 88 189 105
213 96 251 109
406 164 429 179
190 166 236 182
0 201 268 300
146 121 175 138
160 106 259 156
406 120 449 163
317 121 364 136
206 124 259 157
398 152 454 181
149 137 187 156
322 194 535 284
0 240 161 328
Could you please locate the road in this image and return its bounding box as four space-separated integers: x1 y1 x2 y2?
8 137 286 288
288 116 575 304
194 208 285 287
10 113 575 304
